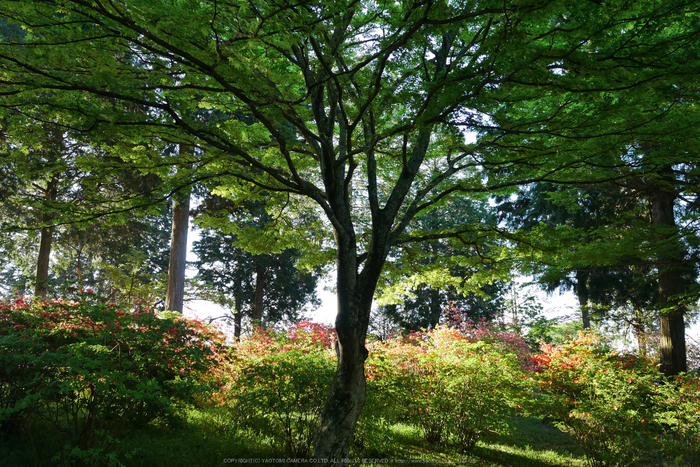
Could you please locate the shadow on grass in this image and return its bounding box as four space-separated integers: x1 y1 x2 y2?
467 416 585 467
0 412 587 467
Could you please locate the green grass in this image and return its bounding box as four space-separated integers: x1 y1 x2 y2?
468 416 585 466
349 415 585 467
0 408 586 467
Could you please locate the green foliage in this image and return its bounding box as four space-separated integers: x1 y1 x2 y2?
231 350 334 457
528 331 700 466
652 374 700 464
216 320 530 458
2 0 700 455
375 197 508 331
0 112 172 303
524 319 584 350
192 195 321 330
363 326 528 453
219 322 336 457
0 293 228 465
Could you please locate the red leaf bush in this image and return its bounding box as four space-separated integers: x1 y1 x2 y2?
528 331 700 466
0 293 228 463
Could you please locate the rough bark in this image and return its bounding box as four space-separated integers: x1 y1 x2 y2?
575 270 591 329
34 176 58 298
164 189 190 313
34 224 54 298
233 296 242 341
313 235 373 460
650 166 687 376
164 145 194 313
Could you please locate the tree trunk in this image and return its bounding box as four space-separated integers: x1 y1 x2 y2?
34 225 54 298
233 294 243 341
252 261 266 327
575 270 591 329
313 271 371 459
232 248 243 340
428 287 441 329
312 208 385 459
650 165 686 376
165 145 193 313
164 189 190 313
34 176 58 298
311 32 443 458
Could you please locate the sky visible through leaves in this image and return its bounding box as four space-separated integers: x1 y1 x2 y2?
182 224 700 347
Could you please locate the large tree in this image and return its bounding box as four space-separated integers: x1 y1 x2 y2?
2 0 698 456
497 182 659 330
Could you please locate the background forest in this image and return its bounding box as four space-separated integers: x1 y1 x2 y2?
1 0 700 465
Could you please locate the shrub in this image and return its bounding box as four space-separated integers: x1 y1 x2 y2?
0 293 227 464
363 326 527 452
528 331 665 466
220 322 336 457
652 373 700 464
442 304 532 360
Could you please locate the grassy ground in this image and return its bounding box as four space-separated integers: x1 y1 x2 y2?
349 415 585 467
469 416 585 467
0 409 586 467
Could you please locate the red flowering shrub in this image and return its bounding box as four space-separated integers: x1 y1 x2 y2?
528 331 700 466
0 294 228 464
442 303 531 360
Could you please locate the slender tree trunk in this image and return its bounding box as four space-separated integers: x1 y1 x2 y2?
576 270 591 329
234 294 243 341
164 188 190 313
232 248 243 340
34 176 58 298
252 261 266 327
165 145 193 313
34 225 54 298
650 165 687 376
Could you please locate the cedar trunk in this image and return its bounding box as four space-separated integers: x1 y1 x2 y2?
428 287 442 329
651 166 687 376
252 262 266 326
164 190 190 313
34 225 54 298
233 287 243 341
34 176 58 298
